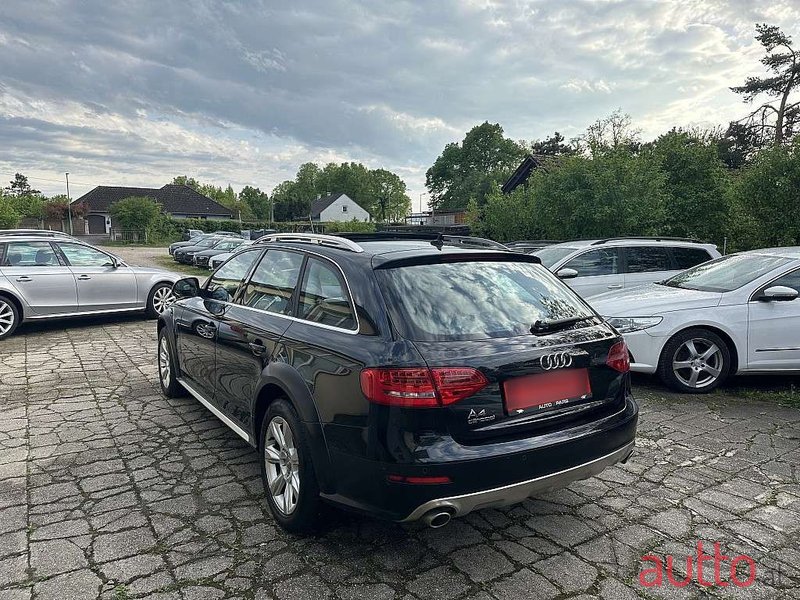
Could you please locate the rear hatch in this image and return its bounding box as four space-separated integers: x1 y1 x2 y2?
374 254 629 443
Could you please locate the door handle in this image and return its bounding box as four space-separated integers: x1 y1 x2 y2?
77 275 92 281
15 276 31 282
607 284 623 290
249 341 267 357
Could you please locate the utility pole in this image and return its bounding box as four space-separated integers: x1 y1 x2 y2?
65 172 73 235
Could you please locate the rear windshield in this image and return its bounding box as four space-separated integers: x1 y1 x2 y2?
533 246 579 268
377 260 594 341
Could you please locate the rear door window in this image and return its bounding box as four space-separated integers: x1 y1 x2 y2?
58 243 115 267
240 250 303 314
671 247 713 270
623 247 672 273
297 258 356 330
563 249 619 276
3 241 60 266
377 260 594 341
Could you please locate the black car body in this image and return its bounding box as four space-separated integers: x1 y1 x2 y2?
157 233 637 532
192 239 250 267
173 236 229 264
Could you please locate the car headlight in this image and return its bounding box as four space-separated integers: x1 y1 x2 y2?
605 316 663 333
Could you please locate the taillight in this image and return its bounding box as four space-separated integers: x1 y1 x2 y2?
606 341 630 373
360 367 488 408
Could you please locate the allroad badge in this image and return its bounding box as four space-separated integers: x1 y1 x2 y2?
467 408 495 425
540 351 574 370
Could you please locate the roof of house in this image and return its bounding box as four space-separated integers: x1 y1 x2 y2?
310 193 347 217
501 154 561 194
74 184 234 218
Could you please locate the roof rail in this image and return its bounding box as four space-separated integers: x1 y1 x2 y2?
591 236 703 246
256 233 364 253
337 231 509 251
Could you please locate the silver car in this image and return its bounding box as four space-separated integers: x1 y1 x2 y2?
0 235 181 339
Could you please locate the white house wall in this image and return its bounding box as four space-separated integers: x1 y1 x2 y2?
319 195 370 222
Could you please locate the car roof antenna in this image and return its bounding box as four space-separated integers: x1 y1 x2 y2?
431 232 444 250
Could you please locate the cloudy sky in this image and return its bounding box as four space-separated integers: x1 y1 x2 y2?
2 0 799 207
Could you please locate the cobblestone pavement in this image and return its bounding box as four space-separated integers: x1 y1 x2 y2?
1 318 799 600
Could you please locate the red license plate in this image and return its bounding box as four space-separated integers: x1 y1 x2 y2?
503 369 592 415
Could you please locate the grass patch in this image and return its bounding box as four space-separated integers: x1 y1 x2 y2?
153 255 209 279
733 383 800 408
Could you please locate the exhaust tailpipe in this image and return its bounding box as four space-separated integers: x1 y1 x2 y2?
421 509 454 528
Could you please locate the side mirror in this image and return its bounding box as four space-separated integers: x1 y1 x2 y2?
173 277 200 299
557 268 579 280
759 285 799 302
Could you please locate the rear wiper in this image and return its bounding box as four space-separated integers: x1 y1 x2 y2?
530 316 592 335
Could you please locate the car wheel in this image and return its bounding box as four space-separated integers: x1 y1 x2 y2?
147 283 176 318
157 331 185 397
658 328 731 393
260 400 321 533
0 296 20 340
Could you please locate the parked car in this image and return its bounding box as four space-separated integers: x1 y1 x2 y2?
0 235 181 339
157 233 638 532
533 237 721 298
182 228 205 241
0 229 75 238
506 240 561 253
206 241 255 270
590 247 800 392
169 231 240 255
192 238 251 267
173 236 229 264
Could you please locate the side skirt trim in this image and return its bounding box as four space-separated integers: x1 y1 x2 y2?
177 377 252 444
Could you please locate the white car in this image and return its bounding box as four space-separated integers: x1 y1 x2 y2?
533 238 720 298
590 248 800 392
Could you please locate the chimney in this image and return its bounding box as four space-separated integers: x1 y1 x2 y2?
316 193 321 200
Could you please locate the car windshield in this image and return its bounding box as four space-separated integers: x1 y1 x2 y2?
377 260 594 341
533 246 580 268
662 254 791 292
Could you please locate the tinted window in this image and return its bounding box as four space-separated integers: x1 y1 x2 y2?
672 247 713 270
624 247 671 273
769 269 800 293
4 241 60 266
207 249 261 300
58 243 114 267
564 249 618 276
241 250 303 314
298 258 356 330
664 254 791 293
377 261 594 341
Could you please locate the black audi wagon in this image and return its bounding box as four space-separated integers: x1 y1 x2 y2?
157 233 637 532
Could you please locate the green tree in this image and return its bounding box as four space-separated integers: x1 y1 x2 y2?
110 197 162 230
530 131 576 156
369 168 411 221
582 110 642 156
426 122 526 211
4 173 40 197
0 193 21 228
240 186 271 220
732 24 800 146
646 129 731 244
728 138 800 247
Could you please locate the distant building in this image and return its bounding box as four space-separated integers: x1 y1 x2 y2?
74 184 234 234
310 193 370 223
403 209 467 226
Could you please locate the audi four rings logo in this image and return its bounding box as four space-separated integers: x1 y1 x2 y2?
540 352 573 370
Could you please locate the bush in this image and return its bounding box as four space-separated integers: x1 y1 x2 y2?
0 202 20 229
110 196 162 230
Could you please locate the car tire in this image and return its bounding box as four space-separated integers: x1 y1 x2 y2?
658 328 731 393
146 283 176 318
157 330 185 398
259 400 321 534
0 296 20 341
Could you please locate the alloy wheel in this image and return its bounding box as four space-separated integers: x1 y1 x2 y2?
672 338 724 389
0 300 14 336
158 336 171 386
152 286 176 314
264 416 300 515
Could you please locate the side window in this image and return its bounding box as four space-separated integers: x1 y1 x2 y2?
240 250 303 314
207 249 261 301
4 241 60 267
298 258 357 330
624 247 672 273
769 269 800 293
564 249 619 277
58 243 114 267
672 247 714 270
